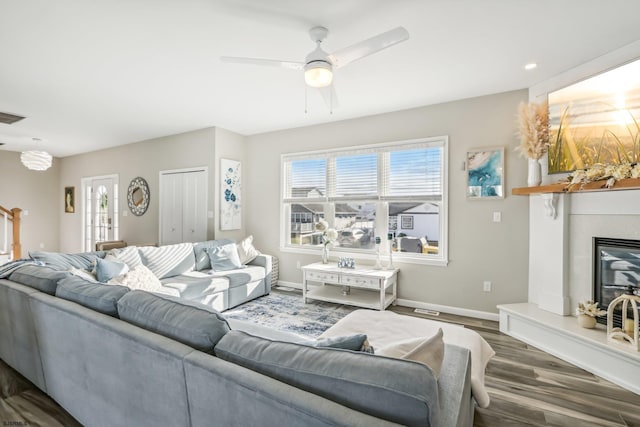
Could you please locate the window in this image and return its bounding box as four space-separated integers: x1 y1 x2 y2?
281 137 448 264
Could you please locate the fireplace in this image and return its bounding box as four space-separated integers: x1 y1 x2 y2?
593 237 640 326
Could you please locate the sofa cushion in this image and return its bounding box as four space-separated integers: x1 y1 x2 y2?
138 243 195 279
209 266 265 288
56 276 129 317
205 243 244 272
160 272 229 299
117 290 230 353
214 330 439 427
109 246 143 269
236 235 260 265
95 256 129 283
29 251 105 271
9 265 70 295
193 239 234 271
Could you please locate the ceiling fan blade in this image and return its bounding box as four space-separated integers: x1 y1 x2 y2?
220 56 304 70
328 27 409 69
318 85 339 112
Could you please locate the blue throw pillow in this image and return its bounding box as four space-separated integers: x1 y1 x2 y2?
309 334 374 353
95 257 129 282
205 244 245 271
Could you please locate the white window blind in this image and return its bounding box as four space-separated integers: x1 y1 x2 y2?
386 146 443 200
333 153 378 200
284 158 326 201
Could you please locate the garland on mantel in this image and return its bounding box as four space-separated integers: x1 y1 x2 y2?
566 163 640 190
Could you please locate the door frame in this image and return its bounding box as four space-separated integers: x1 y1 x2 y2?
158 167 208 245
81 174 119 251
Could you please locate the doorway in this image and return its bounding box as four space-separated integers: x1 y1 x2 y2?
82 175 119 251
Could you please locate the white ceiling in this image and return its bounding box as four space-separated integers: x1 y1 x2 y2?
2 0 640 158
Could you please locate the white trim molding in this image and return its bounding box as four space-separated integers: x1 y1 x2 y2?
396 298 499 322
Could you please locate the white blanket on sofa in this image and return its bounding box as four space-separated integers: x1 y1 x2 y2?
319 309 495 408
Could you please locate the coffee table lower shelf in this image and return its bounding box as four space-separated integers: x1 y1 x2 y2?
305 285 395 310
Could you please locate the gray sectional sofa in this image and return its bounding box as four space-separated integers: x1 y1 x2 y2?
22 239 272 311
0 244 474 427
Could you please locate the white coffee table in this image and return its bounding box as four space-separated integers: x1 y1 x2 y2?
302 262 398 310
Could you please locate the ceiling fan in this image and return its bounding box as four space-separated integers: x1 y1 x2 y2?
221 26 410 110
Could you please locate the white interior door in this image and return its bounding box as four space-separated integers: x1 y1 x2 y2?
90 178 115 250
160 173 184 245
182 170 207 243
159 168 207 245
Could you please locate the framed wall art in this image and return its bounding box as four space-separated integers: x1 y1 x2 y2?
64 186 75 213
220 158 241 230
466 147 504 199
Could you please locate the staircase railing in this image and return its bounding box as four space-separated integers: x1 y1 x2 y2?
0 206 22 260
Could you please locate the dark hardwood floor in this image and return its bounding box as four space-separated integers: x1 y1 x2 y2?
2 300 640 426
391 305 640 427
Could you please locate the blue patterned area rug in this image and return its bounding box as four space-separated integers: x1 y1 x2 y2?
224 288 356 338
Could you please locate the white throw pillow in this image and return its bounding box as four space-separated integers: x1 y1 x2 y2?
109 246 142 269
236 235 260 265
108 264 163 292
376 328 444 378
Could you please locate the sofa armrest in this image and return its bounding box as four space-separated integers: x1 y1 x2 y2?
248 254 272 293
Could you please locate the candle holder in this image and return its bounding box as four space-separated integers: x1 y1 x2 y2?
373 236 383 270
386 232 394 270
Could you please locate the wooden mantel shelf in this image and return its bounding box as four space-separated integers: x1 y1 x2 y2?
512 178 640 195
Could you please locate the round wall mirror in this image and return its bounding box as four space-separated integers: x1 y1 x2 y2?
127 176 150 216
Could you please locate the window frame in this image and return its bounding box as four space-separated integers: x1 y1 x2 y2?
280 137 449 266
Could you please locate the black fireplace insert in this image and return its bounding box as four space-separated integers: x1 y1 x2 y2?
593 237 640 326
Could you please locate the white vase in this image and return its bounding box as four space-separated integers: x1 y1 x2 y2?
577 314 596 329
321 244 329 264
527 158 542 187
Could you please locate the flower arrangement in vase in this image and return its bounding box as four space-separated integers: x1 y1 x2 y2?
315 219 337 264
576 300 606 329
516 101 549 186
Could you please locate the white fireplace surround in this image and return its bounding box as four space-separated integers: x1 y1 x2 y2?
499 190 640 395
499 41 640 396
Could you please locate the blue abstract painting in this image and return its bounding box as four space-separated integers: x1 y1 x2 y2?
221 158 241 230
466 148 504 199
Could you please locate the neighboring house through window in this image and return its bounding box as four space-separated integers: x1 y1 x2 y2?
281 137 448 265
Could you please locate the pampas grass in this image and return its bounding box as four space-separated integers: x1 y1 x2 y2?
516 101 549 160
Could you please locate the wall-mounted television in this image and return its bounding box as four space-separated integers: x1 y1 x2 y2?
548 58 640 174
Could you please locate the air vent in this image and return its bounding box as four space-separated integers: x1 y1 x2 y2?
0 112 25 124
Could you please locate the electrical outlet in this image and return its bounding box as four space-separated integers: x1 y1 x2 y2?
483 281 492 292
296 260 301 269
39 243 45 249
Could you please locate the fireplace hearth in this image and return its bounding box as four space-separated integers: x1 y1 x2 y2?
593 237 640 327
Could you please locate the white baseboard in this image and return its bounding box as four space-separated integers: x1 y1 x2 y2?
395 298 499 322
275 280 302 290
272 280 498 321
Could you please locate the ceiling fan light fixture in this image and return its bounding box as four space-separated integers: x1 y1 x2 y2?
21 150 52 171
304 61 333 88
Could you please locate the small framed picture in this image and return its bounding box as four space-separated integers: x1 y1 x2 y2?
400 215 414 230
64 186 75 213
466 147 504 199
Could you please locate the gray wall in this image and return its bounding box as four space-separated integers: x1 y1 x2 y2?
0 151 60 255
245 89 530 314
58 127 246 252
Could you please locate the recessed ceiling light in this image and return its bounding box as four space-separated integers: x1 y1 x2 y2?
525 63 537 70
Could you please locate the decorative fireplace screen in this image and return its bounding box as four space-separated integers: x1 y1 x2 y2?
593 237 640 326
